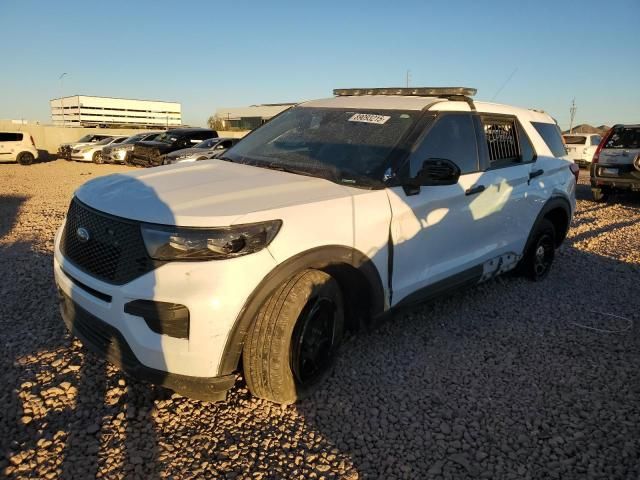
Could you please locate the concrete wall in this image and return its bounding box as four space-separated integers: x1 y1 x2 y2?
0 120 249 157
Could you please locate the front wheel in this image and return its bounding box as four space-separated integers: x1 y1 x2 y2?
519 219 556 281
17 152 34 165
92 151 103 164
243 269 344 404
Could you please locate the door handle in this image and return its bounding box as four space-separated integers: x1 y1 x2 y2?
529 169 544 180
465 185 485 196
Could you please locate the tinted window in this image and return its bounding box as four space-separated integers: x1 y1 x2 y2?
226 107 419 183
591 135 602 146
563 135 587 145
0 132 22 142
517 122 536 163
604 126 640 149
409 114 478 175
532 122 567 157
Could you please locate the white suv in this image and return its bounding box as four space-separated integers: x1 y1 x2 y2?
0 131 38 165
54 87 577 404
563 132 602 167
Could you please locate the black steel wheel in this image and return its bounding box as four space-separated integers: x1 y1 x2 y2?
243 269 344 404
520 219 556 281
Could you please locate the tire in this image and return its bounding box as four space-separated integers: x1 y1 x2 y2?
17 152 34 165
520 219 556 281
243 269 344 404
92 151 103 164
592 188 609 202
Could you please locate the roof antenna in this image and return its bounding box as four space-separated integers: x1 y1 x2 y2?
491 67 518 101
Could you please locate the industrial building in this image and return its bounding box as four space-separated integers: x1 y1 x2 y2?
50 95 182 128
214 103 295 130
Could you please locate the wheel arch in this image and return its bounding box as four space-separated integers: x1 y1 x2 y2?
528 196 572 249
218 245 385 376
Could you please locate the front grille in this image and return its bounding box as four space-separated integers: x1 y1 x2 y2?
60 198 163 285
132 146 161 165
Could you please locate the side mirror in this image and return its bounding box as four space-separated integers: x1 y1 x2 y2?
414 158 461 186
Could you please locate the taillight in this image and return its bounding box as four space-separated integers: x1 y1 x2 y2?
569 162 580 183
592 127 613 164
30 136 36 148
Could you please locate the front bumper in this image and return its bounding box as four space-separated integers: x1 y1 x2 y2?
53 225 277 399
58 289 235 401
71 151 93 162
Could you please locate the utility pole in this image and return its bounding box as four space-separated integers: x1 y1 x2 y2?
569 98 577 134
405 70 411 88
59 73 68 127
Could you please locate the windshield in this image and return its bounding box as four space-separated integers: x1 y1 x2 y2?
77 135 95 143
563 135 586 145
155 132 178 144
224 107 418 186
194 138 218 149
122 134 146 144
605 126 640 149
96 137 114 145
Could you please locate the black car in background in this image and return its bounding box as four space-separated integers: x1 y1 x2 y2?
129 128 218 167
102 131 161 164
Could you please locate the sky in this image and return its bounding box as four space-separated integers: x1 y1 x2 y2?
0 0 638 129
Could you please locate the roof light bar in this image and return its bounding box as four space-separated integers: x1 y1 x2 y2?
333 87 477 97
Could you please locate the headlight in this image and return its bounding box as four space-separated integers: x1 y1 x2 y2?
141 220 282 261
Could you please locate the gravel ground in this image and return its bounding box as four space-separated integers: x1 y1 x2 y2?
1 159 639 480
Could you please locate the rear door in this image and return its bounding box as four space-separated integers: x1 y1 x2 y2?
473 115 543 257
595 126 640 180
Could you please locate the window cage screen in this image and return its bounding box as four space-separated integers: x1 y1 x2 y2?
483 117 520 162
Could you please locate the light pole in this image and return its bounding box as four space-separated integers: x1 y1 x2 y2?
59 73 68 127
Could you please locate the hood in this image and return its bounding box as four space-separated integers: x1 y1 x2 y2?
166 147 206 158
75 161 357 226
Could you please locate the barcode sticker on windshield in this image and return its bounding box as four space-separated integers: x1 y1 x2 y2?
348 113 390 125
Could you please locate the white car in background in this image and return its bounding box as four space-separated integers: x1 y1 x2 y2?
563 133 602 167
0 131 38 165
70 136 128 163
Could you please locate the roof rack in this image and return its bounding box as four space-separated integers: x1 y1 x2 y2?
333 87 477 97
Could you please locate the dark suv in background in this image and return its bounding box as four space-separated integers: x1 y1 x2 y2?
591 124 640 201
129 128 217 167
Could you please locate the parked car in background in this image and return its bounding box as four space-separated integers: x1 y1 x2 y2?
129 128 218 167
70 136 128 163
103 132 160 164
563 133 602 167
162 138 239 165
54 87 577 404
0 131 38 165
59 134 118 160
590 124 640 201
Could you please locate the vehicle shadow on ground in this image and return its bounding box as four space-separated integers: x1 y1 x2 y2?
294 245 640 479
1 182 170 479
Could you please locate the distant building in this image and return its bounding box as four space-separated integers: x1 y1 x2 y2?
50 95 182 128
214 103 296 130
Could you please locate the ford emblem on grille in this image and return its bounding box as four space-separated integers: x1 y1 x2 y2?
76 227 90 243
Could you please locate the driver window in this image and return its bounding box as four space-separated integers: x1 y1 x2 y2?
409 113 479 176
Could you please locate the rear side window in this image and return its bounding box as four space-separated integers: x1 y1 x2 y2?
563 135 587 145
409 113 479 175
0 132 23 142
591 135 602 146
532 122 566 157
481 116 535 168
604 126 640 149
